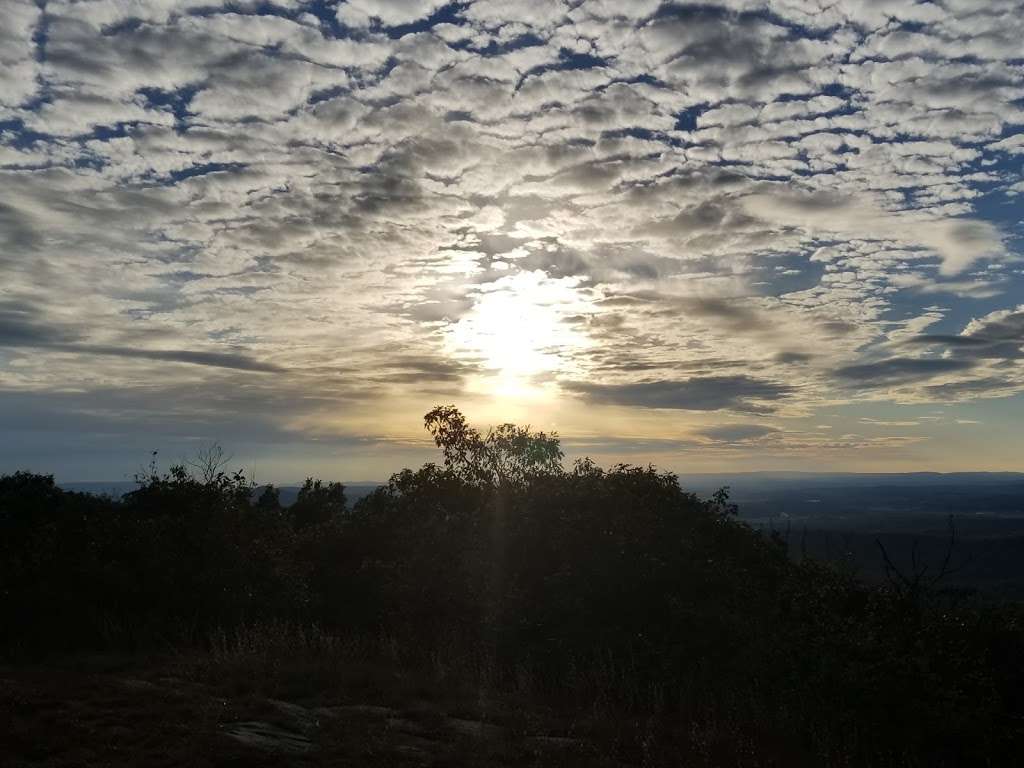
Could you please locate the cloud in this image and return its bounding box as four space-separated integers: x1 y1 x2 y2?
906 306 1024 363
677 297 764 333
0 300 80 346
775 351 814 365
565 376 792 413
859 417 920 427
371 355 478 385
888 272 1007 299
835 357 976 387
698 424 780 443
337 0 452 28
0 299 283 372
0 0 1023 468
0 0 40 110
8 339 285 373
67 345 286 373
743 191 1004 275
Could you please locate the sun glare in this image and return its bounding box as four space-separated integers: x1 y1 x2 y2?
448 270 593 399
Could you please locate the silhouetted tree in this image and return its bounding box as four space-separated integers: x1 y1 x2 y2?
424 405 563 487
255 484 282 514
289 478 346 529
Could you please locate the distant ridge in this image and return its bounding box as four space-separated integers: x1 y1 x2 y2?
60 472 1024 502
59 481 384 506
676 471 1024 491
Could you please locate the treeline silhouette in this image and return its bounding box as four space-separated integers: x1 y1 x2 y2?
2 406 1022 765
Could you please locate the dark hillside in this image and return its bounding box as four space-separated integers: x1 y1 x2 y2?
2 408 1023 766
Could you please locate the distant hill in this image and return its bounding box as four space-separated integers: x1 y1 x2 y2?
677 471 1024 493
682 474 1024 524
60 480 384 506
255 483 382 507
60 480 139 498
662 472 1024 600
62 473 1024 512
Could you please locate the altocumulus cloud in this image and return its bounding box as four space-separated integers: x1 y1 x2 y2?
698 424 781 444
565 377 793 414
0 0 1022 461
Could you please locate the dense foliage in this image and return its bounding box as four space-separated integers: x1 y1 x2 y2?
2 407 1022 765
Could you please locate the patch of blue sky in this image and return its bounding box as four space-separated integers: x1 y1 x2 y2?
466 31 547 56
881 264 1024 342
753 252 827 298
165 162 248 184
674 105 705 132
510 47 612 90
0 119 51 150
974 154 1024 229
383 2 467 39
302 0 347 37
136 85 201 128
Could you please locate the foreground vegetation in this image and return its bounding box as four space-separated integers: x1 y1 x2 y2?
2 407 1023 766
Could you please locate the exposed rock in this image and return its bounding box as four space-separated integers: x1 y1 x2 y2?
391 743 432 762
222 721 314 754
116 677 159 690
316 703 397 719
528 735 582 749
268 698 319 732
386 716 436 737
445 716 509 740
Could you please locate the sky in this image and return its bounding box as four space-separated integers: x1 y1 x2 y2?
1 0 1023 483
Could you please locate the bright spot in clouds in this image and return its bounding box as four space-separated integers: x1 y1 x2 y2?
449 270 594 399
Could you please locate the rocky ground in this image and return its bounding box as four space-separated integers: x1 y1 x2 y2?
0 658 638 767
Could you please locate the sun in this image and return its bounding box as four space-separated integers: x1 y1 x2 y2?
447 270 593 399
